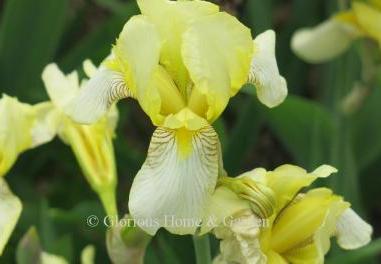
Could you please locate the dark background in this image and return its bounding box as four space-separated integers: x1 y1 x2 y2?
0 0 380 263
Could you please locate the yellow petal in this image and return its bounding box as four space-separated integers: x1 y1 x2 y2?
219 175 276 219
83 60 98 78
162 108 208 131
183 12 253 121
263 165 337 211
0 94 34 176
113 15 161 96
291 19 359 63
249 30 287 108
353 2 381 45
31 102 61 148
111 15 166 125
271 188 348 255
335 208 372 249
137 0 219 95
129 125 220 235
0 178 22 255
58 117 117 192
141 65 184 126
42 63 79 110
267 250 288 264
311 164 338 178
201 186 250 234
283 195 349 264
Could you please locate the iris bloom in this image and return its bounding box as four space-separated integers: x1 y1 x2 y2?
63 0 287 235
291 0 381 63
205 165 372 264
0 94 53 255
41 62 119 217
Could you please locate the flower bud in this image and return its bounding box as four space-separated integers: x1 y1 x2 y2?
218 176 276 219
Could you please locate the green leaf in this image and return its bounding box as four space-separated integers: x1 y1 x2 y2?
223 93 264 175
94 0 138 17
351 83 381 169
323 53 362 211
60 6 138 71
0 0 69 101
241 0 273 32
266 95 334 170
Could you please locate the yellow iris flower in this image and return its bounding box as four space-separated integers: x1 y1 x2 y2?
205 165 372 264
62 0 287 235
0 94 55 255
291 0 381 63
41 61 119 217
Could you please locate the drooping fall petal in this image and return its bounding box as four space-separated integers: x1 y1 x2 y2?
129 126 220 235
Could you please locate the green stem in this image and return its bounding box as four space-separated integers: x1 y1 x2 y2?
99 187 118 220
193 235 212 264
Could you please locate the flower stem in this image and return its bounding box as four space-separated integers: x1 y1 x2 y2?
99 187 118 220
193 234 212 264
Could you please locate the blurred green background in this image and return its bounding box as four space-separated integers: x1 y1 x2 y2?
0 0 380 263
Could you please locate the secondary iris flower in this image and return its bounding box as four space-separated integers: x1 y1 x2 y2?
206 165 372 264
0 94 53 255
291 0 381 63
64 0 287 235
41 61 119 217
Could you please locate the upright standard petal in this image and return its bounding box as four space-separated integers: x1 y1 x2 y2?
335 208 372 249
111 15 163 125
249 30 287 108
0 95 34 176
42 64 79 110
0 178 22 255
137 0 219 95
291 19 359 63
129 126 220 235
183 12 253 121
